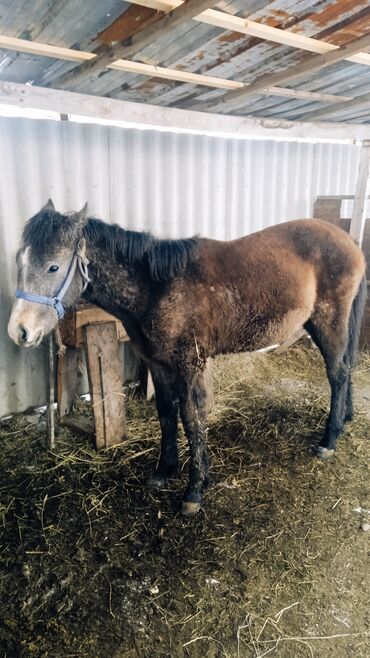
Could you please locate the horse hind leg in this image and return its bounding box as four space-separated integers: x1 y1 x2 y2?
344 275 367 422
304 316 349 459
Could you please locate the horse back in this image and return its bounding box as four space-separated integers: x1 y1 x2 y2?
154 219 366 357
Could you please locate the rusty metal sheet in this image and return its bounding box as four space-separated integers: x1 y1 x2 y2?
0 0 370 122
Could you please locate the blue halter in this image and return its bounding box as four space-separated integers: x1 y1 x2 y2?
15 251 90 319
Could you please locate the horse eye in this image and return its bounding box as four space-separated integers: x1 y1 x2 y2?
47 265 59 273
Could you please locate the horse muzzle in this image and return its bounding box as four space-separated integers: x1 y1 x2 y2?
8 302 47 348
8 319 44 348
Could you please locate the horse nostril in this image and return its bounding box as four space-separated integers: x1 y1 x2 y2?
18 325 29 343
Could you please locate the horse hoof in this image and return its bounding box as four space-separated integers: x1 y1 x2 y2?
317 446 335 460
181 501 201 517
147 474 166 489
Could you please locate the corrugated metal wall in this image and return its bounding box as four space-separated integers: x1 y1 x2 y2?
0 116 363 416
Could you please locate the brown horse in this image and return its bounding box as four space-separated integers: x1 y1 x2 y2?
8 201 366 515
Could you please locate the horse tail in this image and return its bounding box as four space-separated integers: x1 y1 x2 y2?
346 274 367 367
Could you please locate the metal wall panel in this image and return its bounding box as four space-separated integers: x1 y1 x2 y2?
0 116 363 416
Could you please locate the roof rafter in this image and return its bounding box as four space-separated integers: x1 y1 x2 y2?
127 0 370 67
197 33 370 113
46 0 218 90
0 35 351 104
299 90 370 121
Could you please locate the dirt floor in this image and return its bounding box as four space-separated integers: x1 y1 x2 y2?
0 344 370 658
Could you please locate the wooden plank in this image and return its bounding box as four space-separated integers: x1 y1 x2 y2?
0 34 95 62
300 90 370 122
59 309 77 346
350 140 370 247
316 195 370 200
60 304 128 347
0 33 350 101
60 414 94 436
2 81 370 140
47 334 55 450
111 60 351 101
127 0 370 66
47 0 219 90
75 307 128 345
313 197 342 222
57 346 79 418
111 59 245 90
84 322 127 449
262 87 350 103
201 33 370 112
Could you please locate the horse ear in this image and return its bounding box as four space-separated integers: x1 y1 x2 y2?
42 198 55 211
73 202 88 226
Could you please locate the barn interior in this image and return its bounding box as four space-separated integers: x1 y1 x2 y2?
0 2 370 657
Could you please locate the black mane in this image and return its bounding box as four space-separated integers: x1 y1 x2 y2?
22 210 200 281
84 218 200 281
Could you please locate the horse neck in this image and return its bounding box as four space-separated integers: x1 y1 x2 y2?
83 240 150 317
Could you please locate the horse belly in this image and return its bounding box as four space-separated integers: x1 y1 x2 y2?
219 306 311 354
257 307 310 349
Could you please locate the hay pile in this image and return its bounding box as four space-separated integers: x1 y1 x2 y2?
0 344 370 658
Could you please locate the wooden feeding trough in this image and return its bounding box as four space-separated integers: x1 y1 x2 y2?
57 303 129 450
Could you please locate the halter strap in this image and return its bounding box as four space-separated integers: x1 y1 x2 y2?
15 251 90 320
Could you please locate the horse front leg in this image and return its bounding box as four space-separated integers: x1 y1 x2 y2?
147 364 179 488
178 369 209 516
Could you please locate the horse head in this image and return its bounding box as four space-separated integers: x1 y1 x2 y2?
8 200 90 347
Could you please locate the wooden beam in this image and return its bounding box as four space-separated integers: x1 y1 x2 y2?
0 35 95 62
350 140 370 247
111 59 351 101
299 90 370 122
1 80 370 141
110 58 244 90
0 35 350 104
0 36 351 102
47 0 218 90
127 0 370 67
262 86 350 103
84 322 127 449
202 33 370 113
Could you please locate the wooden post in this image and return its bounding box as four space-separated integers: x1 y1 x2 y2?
350 139 370 247
57 346 79 418
84 321 127 449
47 334 55 450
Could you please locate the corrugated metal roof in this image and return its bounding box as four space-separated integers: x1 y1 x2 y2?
0 0 369 123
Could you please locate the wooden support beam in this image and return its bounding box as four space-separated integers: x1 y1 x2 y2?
111 58 244 90
0 34 94 62
0 35 351 102
261 86 350 103
350 140 370 247
111 59 351 101
2 80 370 141
47 0 218 90
203 33 370 113
127 0 370 67
47 334 55 449
84 322 127 450
299 90 370 122
57 346 79 418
